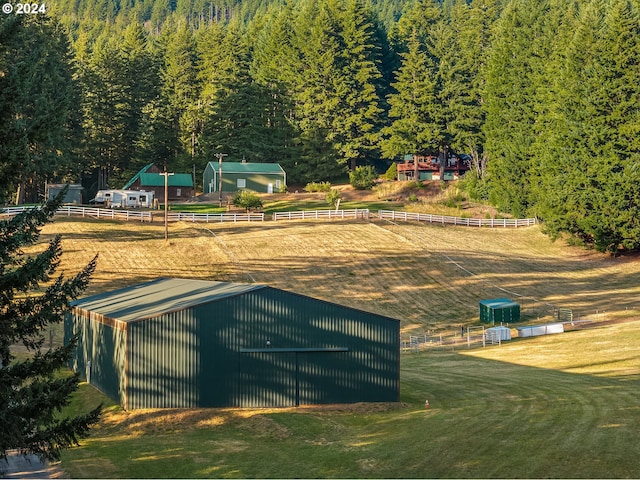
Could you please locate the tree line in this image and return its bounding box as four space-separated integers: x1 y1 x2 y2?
1 0 640 252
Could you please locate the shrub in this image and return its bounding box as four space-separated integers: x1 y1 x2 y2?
459 172 490 201
383 162 397 181
305 181 332 192
233 190 263 211
349 165 377 190
325 188 342 208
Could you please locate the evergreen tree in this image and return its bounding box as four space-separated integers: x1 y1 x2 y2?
0 196 101 461
198 21 277 164
381 0 442 160
330 0 384 170
138 18 199 170
120 23 161 176
0 15 78 204
483 0 559 217
381 28 440 159
535 0 640 252
78 24 160 189
439 0 500 176
249 6 302 180
290 0 346 179
77 38 130 190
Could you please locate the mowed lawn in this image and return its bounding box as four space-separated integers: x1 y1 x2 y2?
61 321 640 478
32 217 640 477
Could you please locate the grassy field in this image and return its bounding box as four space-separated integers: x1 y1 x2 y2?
28 214 640 477
44 216 640 335
61 320 640 478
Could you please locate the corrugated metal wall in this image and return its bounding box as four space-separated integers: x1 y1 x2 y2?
220 287 399 407
127 312 202 409
65 311 127 406
70 285 399 409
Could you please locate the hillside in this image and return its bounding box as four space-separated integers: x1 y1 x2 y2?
34 216 640 478
43 216 640 338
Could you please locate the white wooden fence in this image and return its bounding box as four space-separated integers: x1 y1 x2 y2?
377 210 537 228
1 205 152 222
2 205 536 228
273 209 370 221
167 212 264 222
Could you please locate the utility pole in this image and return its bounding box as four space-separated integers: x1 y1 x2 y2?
159 171 174 241
214 153 227 207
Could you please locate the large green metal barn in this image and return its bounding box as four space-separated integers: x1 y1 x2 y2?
65 278 400 409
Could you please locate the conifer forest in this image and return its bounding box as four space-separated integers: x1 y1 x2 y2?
1 0 639 252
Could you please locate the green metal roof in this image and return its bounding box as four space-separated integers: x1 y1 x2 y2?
123 165 194 189
138 173 194 187
207 161 285 175
72 278 265 323
122 164 154 189
479 298 520 308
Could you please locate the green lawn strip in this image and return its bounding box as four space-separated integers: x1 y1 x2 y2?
61 323 640 478
168 199 405 215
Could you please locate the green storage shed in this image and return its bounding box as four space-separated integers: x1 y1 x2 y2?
479 298 521 324
203 161 286 194
65 278 400 409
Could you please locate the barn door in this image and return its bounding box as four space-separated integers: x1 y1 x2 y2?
237 350 349 407
238 352 297 408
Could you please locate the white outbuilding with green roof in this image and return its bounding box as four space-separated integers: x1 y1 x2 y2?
203 161 286 194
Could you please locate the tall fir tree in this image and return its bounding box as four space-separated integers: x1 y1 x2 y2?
329 0 384 170
534 0 640 252
483 0 560 217
381 0 442 160
0 15 78 204
0 195 101 461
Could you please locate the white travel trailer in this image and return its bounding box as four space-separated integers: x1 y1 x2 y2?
92 190 154 208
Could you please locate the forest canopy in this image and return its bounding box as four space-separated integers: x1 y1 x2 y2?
1 0 640 253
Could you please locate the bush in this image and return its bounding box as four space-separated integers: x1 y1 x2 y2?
349 165 377 190
383 162 397 181
305 181 332 192
325 188 342 208
459 172 490 201
233 190 263 211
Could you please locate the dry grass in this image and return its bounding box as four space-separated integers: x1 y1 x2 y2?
43 215 640 479
41 216 640 340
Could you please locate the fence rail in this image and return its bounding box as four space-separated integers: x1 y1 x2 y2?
1 205 152 222
167 212 264 222
378 210 537 228
273 209 370 221
3 205 536 228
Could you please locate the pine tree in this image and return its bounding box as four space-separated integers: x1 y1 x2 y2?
0 195 101 462
381 26 441 157
0 15 78 204
330 0 384 170
535 0 640 252
438 0 500 176
77 38 130 190
483 0 560 217
381 0 442 160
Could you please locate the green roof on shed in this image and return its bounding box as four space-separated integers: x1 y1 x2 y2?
207 161 285 175
137 173 194 187
122 163 154 189
479 298 520 308
71 278 264 323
